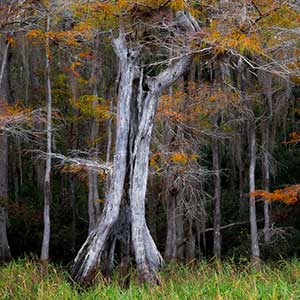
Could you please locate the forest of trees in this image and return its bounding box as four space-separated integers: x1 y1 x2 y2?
0 0 299 288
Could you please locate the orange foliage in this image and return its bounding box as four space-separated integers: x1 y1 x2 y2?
26 29 44 40
251 185 300 205
78 51 96 60
150 151 198 170
170 152 188 164
158 90 189 123
0 102 31 128
6 35 16 46
205 23 263 55
69 62 81 78
284 132 300 144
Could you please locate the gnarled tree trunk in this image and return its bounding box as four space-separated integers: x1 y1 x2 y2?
71 31 137 284
71 11 199 285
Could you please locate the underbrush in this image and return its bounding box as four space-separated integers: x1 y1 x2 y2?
0 257 300 299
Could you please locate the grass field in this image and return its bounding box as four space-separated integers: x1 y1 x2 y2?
0 258 300 299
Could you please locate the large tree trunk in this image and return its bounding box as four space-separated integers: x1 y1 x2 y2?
71 11 199 285
71 31 136 284
41 16 52 261
212 137 221 258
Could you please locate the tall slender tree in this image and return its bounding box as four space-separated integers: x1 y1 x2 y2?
41 14 53 261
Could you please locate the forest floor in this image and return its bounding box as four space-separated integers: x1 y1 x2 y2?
0 257 300 299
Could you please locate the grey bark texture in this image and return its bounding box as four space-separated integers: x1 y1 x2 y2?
41 16 52 261
262 110 271 243
87 61 101 233
249 120 260 263
239 58 260 264
259 70 273 244
71 30 136 284
71 10 199 285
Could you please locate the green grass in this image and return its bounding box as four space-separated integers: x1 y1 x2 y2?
0 258 300 299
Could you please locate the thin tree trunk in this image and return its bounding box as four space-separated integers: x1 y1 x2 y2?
176 201 184 260
239 58 260 264
164 191 177 260
249 120 260 264
263 121 271 243
0 42 9 86
258 68 273 244
87 53 101 232
212 137 221 258
0 36 11 261
106 97 113 164
41 16 52 261
163 85 177 261
185 220 195 262
21 34 30 105
236 135 246 218
69 176 76 256
0 207 11 260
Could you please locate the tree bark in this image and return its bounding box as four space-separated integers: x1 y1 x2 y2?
165 186 177 260
0 207 11 260
71 30 136 284
0 36 11 261
87 51 101 232
176 201 184 260
41 15 52 261
249 120 260 263
263 122 271 243
236 134 246 218
239 58 260 264
71 11 199 285
212 137 221 258
0 42 9 200
185 220 195 262
69 176 76 256
261 73 273 244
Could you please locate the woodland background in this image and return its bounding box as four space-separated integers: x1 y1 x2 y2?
0 0 299 289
